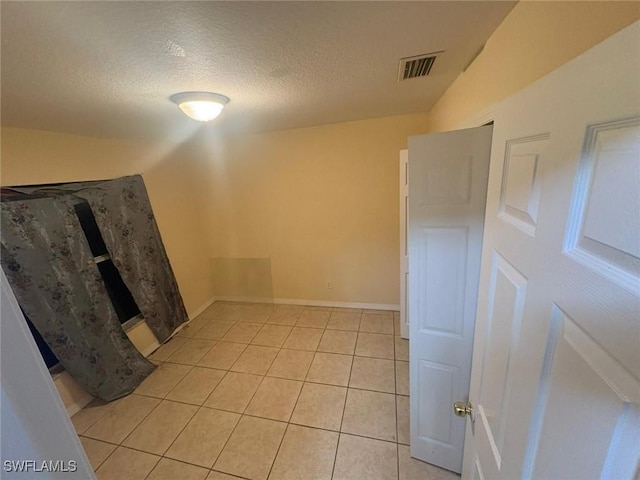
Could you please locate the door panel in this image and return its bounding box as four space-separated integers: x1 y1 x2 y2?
465 22 640 480
400 150 409 339
409 126 492 473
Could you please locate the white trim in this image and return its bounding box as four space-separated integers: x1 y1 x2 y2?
212 296 399 311
456 102 499 130
139 340 161 357
188 297 216 320
61 383 94 417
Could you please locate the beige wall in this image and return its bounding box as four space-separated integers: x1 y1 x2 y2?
0 127 214 315
196 113 430 306
3 3 637 311
427 1 640 131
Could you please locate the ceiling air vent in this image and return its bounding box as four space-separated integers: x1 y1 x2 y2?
398 52 441 81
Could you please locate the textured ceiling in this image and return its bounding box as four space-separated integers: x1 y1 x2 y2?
1 1 515 139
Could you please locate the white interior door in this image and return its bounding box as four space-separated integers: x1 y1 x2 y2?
408 125 492 473
1 270 94 479
464 22 640 480
400 149 409 339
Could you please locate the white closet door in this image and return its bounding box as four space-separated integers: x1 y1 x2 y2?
408 126 492 472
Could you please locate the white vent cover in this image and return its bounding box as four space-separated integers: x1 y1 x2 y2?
398 52 441 81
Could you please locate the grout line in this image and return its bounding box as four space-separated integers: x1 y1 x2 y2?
81 304 402 477
394 328 400 480
204 404 256 473
330 324 357 480
331 433 343 480
264 372 306 480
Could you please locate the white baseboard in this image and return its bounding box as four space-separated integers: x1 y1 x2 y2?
140 341 161 357
188 297 217 320
65 392 93 418
53 371 94 417
168 296 217 339
212 296 399 311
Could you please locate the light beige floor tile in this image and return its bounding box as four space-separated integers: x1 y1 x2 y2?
214 416 287 480
333 434 398 480
230 345 279 375
398 444 460 480
306 305 332 311
360 313 395 334
282 327 323 351
251 324 292 347
84 394 160 444
95 446 160 480
204 371 263 413
165 408 240 468
349 356 396 393
222 322 263 344
209 304 245 322
134 362 192 398
342 389 397 442
296 309 330 328
71 399 112 434
332 307 362 313
267 349 315 380
150 337 187 361
240 304 276 323
165 367 227 405
355 332 395 359
193 320 236 340
166 339 216 365
269 425 339 480
123 400 197 455
178 316 212 337
326 311 361 331
363 309 394 318
79 436 116 470
290 383 346 431
267 306 302 326
393 311 401 336
395 337 409 361
198 341 247 370
396 361 409 395
146 458 209 480
318 329 357 354
306 352 353 387
195 306 221 320
397 395 410 445
245 377 302 421
207 471 244 480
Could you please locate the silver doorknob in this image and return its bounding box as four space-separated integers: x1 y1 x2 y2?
453 401 474 422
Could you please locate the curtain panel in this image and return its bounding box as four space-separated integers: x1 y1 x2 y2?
75 176 188 342
11 175 189 342
0 196 155 401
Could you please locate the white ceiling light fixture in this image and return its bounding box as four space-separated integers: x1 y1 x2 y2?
170 92 230 122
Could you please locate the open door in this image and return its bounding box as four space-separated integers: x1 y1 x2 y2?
463 23 639 479
408 125 493 472
399 149 409 339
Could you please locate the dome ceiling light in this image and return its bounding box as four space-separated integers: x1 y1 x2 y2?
170 92 230 122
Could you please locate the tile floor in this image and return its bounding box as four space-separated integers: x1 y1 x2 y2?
71 303 460 480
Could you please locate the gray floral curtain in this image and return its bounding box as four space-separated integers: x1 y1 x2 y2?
0 196 155 401
75 176 188 342
11 175 189 343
